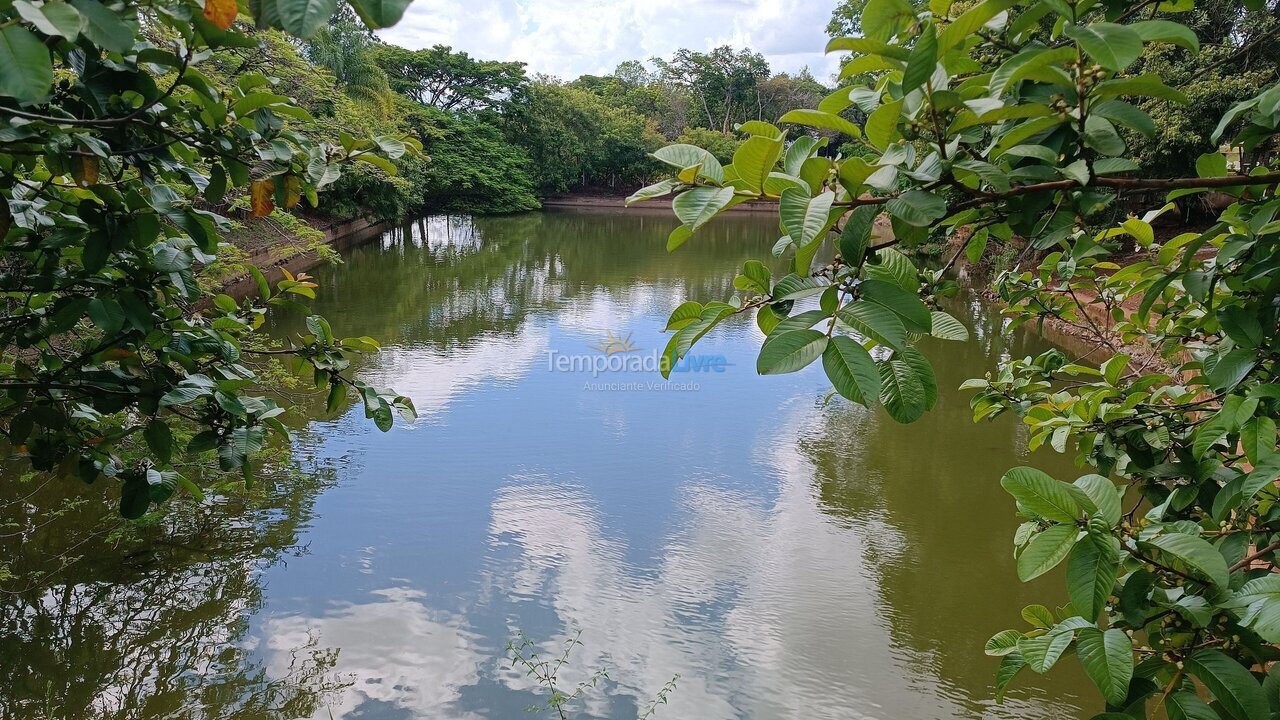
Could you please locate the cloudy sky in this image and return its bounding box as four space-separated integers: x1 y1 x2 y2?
378 0 843 82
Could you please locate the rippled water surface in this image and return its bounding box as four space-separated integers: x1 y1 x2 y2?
1 210 1097 719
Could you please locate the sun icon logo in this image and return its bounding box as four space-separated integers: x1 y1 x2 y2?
591 331 639 355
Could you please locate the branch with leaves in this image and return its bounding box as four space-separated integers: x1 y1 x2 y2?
638 0 1280 716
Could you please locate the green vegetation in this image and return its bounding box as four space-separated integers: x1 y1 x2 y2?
0 0 429 518
646 0 1280 716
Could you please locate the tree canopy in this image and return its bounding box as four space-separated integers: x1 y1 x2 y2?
0 0 420 516
372 44 528 113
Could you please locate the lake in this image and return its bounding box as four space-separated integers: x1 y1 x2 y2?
0 209 1095 719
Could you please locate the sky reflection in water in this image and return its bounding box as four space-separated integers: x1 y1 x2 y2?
253 212 1094 720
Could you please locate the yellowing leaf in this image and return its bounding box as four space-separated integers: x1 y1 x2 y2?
203 0 237 30
71 155 99 187
250 179 275 217
283 175 301 208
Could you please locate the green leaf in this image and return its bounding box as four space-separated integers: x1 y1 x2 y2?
667 225 693 251
1092 100 1156 138
731 135 785 192
14 0 81 39
937 0 1020 52
69 0 133 53
0 26 52 103
985 629 1023 656
652 144 725 184
878 356 927 423
1165 692 1220 720
780 189 835 246
1129 19 1199 51
861 278 931 333
1094 74 1188 103
929 311 968 341
1073 474 1122 527
901 21 937 94
673 187 736 233
1184 650 1268 720
825 36 912 60
757 330 827 375
1064 22 1143 71
1076 628 1133 705
885 190 947 228
1142 533 1230 589
899 347 937 411
1018 630 1072 673
823 335 881 406
864 247 919 291
1205 348 1257 391
326 380 348 414
345 0 411 28
861 0 913 40
1018 602 1049 625
276 0 336 36
1017 524 1078 581
625 180 678 206
1001 466 1081 523
88 298 125 334
772 273 827 301
1068 536 1120 622
865 99 903 151
1224 575 1280 642
1084 115 1126 156
839 205 878 267
839 301 907 349
119 476 151 519
736 120 782 138
778 109 863 138
733 261 772 295
988 46 1076 98
995 652 1026 701
144 420 173 463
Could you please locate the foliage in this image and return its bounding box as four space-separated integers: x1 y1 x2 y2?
1123 0 1280 177
0 0 420 516
406 105 539 213
302 4 395 118
507 79 665 195
653 47 773 134
641 0 1280 716
373 43 528 113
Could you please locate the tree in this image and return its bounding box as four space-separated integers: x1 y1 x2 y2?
303 4 395 117
1124 0 1280 176
506 79 663 194
0 0 419 517
372 44 528 113
406 106 540 212
637 0 1280 716
653 47 772 133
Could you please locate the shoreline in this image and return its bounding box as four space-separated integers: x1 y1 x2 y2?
542 194 781 214
214 216 389 301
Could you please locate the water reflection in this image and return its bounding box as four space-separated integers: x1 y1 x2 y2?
0 449 346 719
2 210 1094 719
265 588 481 719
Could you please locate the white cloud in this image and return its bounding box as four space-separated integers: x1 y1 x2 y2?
378 0 842 82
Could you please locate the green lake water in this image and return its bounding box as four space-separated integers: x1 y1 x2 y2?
0 209 1098 719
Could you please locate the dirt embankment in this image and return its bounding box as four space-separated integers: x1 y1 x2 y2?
210 215 389 301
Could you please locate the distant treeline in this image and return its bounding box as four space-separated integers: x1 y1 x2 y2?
285 7 835 217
